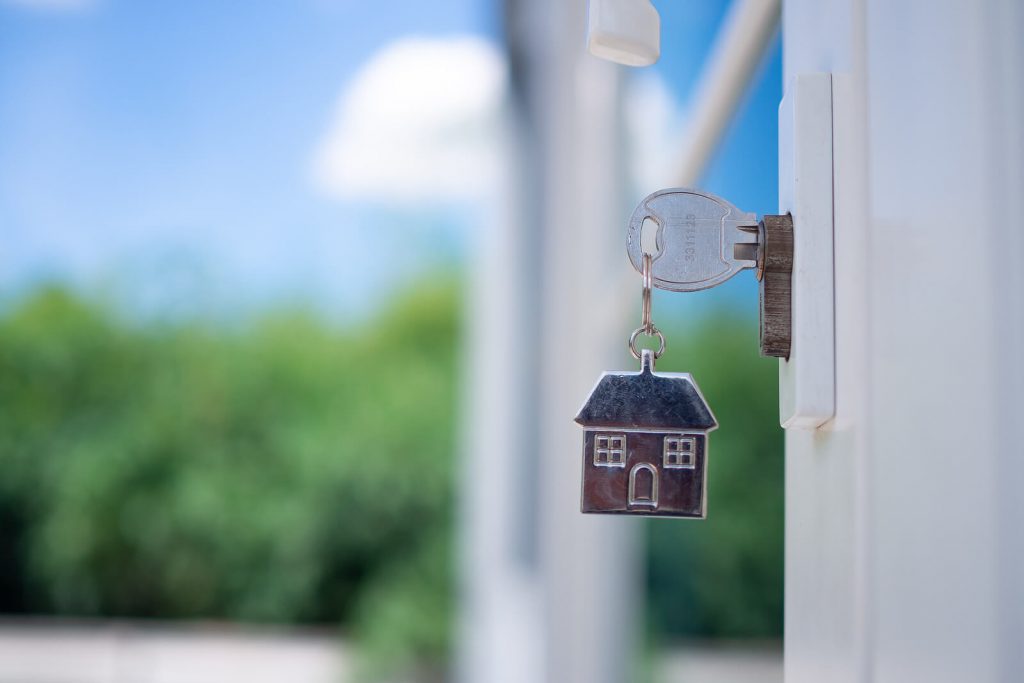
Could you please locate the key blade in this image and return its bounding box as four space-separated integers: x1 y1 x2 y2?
626 188 759 292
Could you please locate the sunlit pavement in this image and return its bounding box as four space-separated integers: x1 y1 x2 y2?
0 621 781 683
659 643 782 683
0 621 348 683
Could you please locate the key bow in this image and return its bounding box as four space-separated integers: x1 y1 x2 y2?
626 188 760 292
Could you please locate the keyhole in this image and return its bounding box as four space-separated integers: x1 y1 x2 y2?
640 217 659 256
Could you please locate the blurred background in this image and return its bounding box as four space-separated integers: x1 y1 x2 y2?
0 1 783 681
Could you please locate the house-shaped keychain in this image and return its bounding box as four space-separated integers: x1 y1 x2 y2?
575 349 718 518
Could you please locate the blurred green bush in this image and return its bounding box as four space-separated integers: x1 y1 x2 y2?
0 281 781 673
0 283 458 674
647 314 784 640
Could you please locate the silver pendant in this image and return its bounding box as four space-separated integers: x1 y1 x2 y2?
575 252 718 518
576 349 717 518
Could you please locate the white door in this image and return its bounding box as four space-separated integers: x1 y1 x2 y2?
782 1 1024 682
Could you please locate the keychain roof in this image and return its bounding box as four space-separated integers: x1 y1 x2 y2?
575 350 717 431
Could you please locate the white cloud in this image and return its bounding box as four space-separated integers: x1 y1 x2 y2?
624 71 684 190
1 0 94 10
311 35 507 205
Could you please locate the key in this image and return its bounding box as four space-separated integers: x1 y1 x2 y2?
574 187 794 520
625 188 760 292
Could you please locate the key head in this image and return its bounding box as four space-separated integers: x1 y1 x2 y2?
626 188 759 292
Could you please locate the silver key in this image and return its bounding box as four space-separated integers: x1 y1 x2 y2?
626 188 760 292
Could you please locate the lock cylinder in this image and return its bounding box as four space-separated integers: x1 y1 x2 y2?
758 214 794 359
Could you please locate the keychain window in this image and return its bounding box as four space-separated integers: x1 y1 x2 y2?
594 434 626 467
663 436 696 469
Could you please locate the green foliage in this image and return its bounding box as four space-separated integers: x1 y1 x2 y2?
646 315 784 639
0 282 459 675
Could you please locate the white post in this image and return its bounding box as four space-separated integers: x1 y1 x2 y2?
459 1 637 682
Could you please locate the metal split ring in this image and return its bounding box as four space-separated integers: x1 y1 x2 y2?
641 253 653 334
630 253 665 359
629 325 665 360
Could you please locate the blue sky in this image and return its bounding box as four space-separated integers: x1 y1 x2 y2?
0 0 777 320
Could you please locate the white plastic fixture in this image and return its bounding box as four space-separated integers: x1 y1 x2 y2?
778 73 835 429
587 0 660 67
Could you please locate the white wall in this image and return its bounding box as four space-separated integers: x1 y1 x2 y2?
783 1 1024 682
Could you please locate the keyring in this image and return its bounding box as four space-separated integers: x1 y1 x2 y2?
630 253 664 359
629 325 665 360
641 253 653 333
